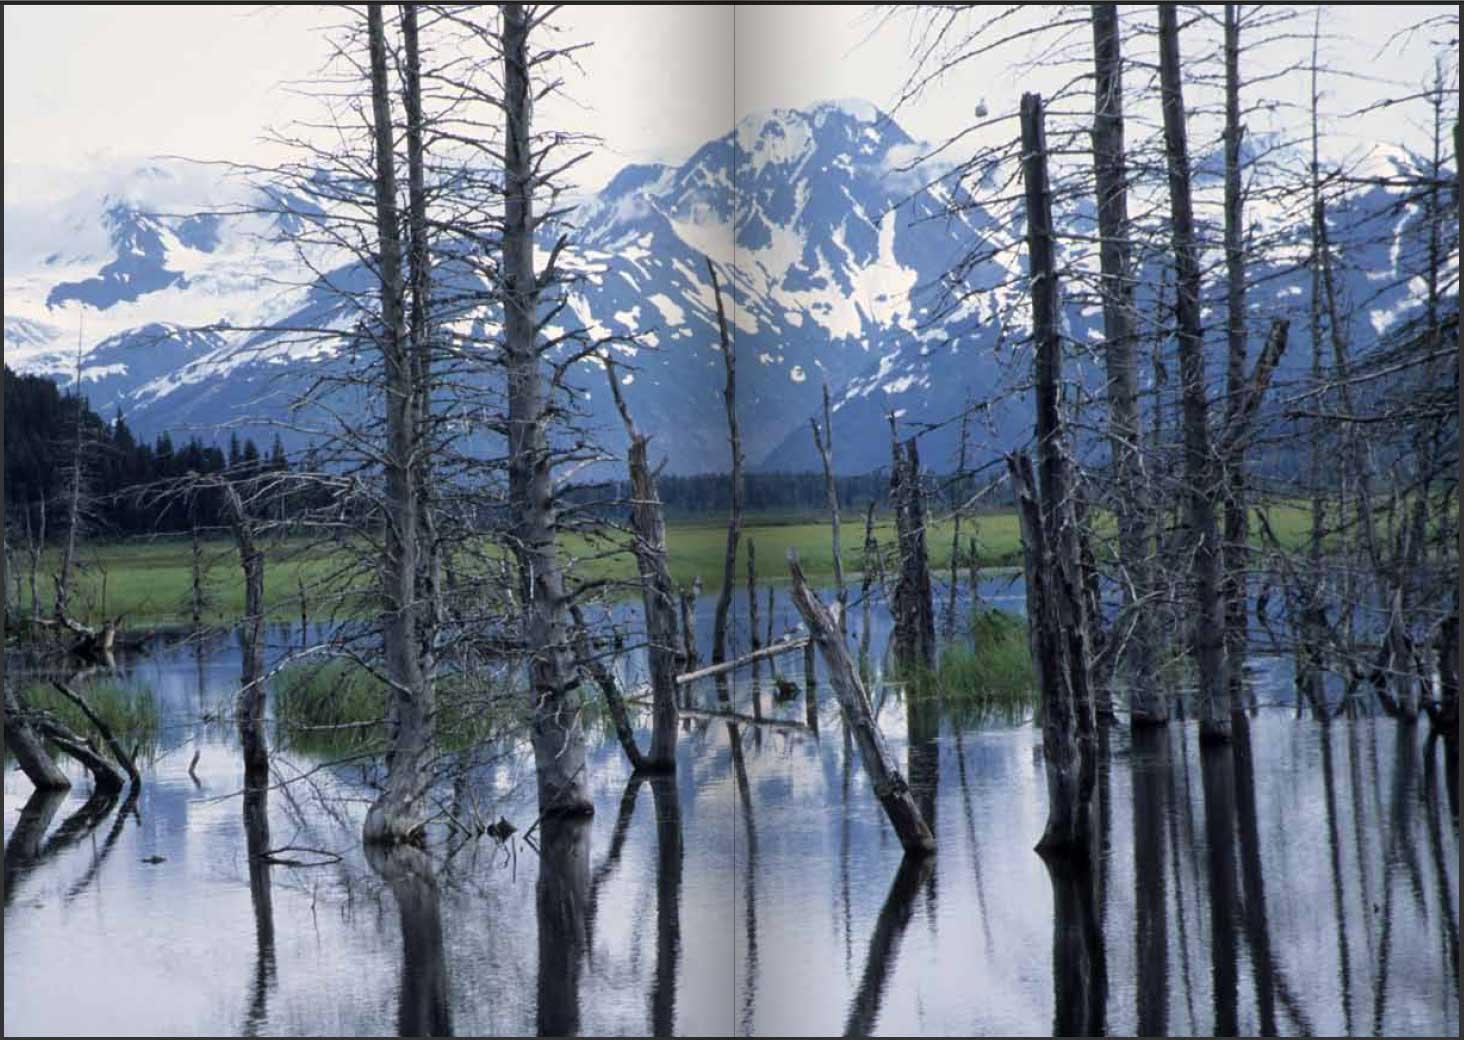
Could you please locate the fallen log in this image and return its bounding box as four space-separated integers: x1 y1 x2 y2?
51 680 140 790
674 636 810 686
787 547 935 855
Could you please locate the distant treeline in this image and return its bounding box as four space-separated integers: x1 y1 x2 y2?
4 365 290 537
5 365 1017 539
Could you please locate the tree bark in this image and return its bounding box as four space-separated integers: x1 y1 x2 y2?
502 3 590 816
1091 3 1163 725
787 549 934 854
708 257 743 667
1158 7 1230 741
364 3 435 843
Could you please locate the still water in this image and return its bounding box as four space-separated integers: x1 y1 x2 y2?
4 579 1458 1036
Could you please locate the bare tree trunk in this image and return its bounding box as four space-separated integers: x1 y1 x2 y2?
708 257 743 666
225 484 268 802
55 340 85 621
747 539 763 719
605 361 679 769
1221 3 1251 718
787 550 934 854
679 577 701 674
364 3 435 843
811 381 847 628
502 2 589 816
1010 452 1091 855
1301 11 1329 716
571 604 646 773
1020 91 1097 854
1158 7 1230 741
401 1 443 692
890 426 936 673
1090 2 1163 726
190 517 205 631
946 403 971 636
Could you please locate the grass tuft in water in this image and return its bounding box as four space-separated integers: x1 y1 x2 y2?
891 607 1037 725
19 679 162 761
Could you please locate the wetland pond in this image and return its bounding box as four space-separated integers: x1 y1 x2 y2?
4 577 1459 1036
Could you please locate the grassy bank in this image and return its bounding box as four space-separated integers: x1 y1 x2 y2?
12 679 162 761
12 501 1316 628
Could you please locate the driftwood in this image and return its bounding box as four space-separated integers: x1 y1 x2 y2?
675 637 810 686
787 548 934 854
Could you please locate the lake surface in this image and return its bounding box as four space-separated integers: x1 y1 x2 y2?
4 579 1458 1036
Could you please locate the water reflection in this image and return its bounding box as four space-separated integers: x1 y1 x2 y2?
1130 726 1169 1037
843 853 934 1037
1044 853 1106 1037
2 597 1459 1038
367 844 453 1038
648 775 683 1037
242 787 276 1037
536 816 591 1037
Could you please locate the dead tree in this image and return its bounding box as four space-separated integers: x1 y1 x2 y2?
788 549 935 854
708 256 743 667
570 604 646 773
502 2 590 815
223 482 268 802
810 381 847 628
945 403 972 637
1090 3 1163 725
604 357 679 770
363 2 436 843
3 685 72 791
889 424 937 673
1018 91 1097 855
54 337 88 620
1219 3 1251 713
1158 6 1231 742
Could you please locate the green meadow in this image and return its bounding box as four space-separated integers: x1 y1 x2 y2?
14 501 1317 628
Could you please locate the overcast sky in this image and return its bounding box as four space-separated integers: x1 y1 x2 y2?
4 4 1456 196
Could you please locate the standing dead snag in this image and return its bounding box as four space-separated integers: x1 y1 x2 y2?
1090 3 1163 726
1158 7 1230 742
1220 3 1250 714
363 3 436 843
1018 91 1097 855
223 482 268 801
502 3 590 816
707 256 744 669
810 381 847 629
604 357 679 770
889 422 937 674
787 549 934 854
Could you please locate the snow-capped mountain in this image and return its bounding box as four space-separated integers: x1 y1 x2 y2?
4 101 1454 475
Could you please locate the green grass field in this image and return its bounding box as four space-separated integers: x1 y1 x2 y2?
12 501 1316 628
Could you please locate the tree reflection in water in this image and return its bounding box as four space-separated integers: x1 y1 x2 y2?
367 843 453 1038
